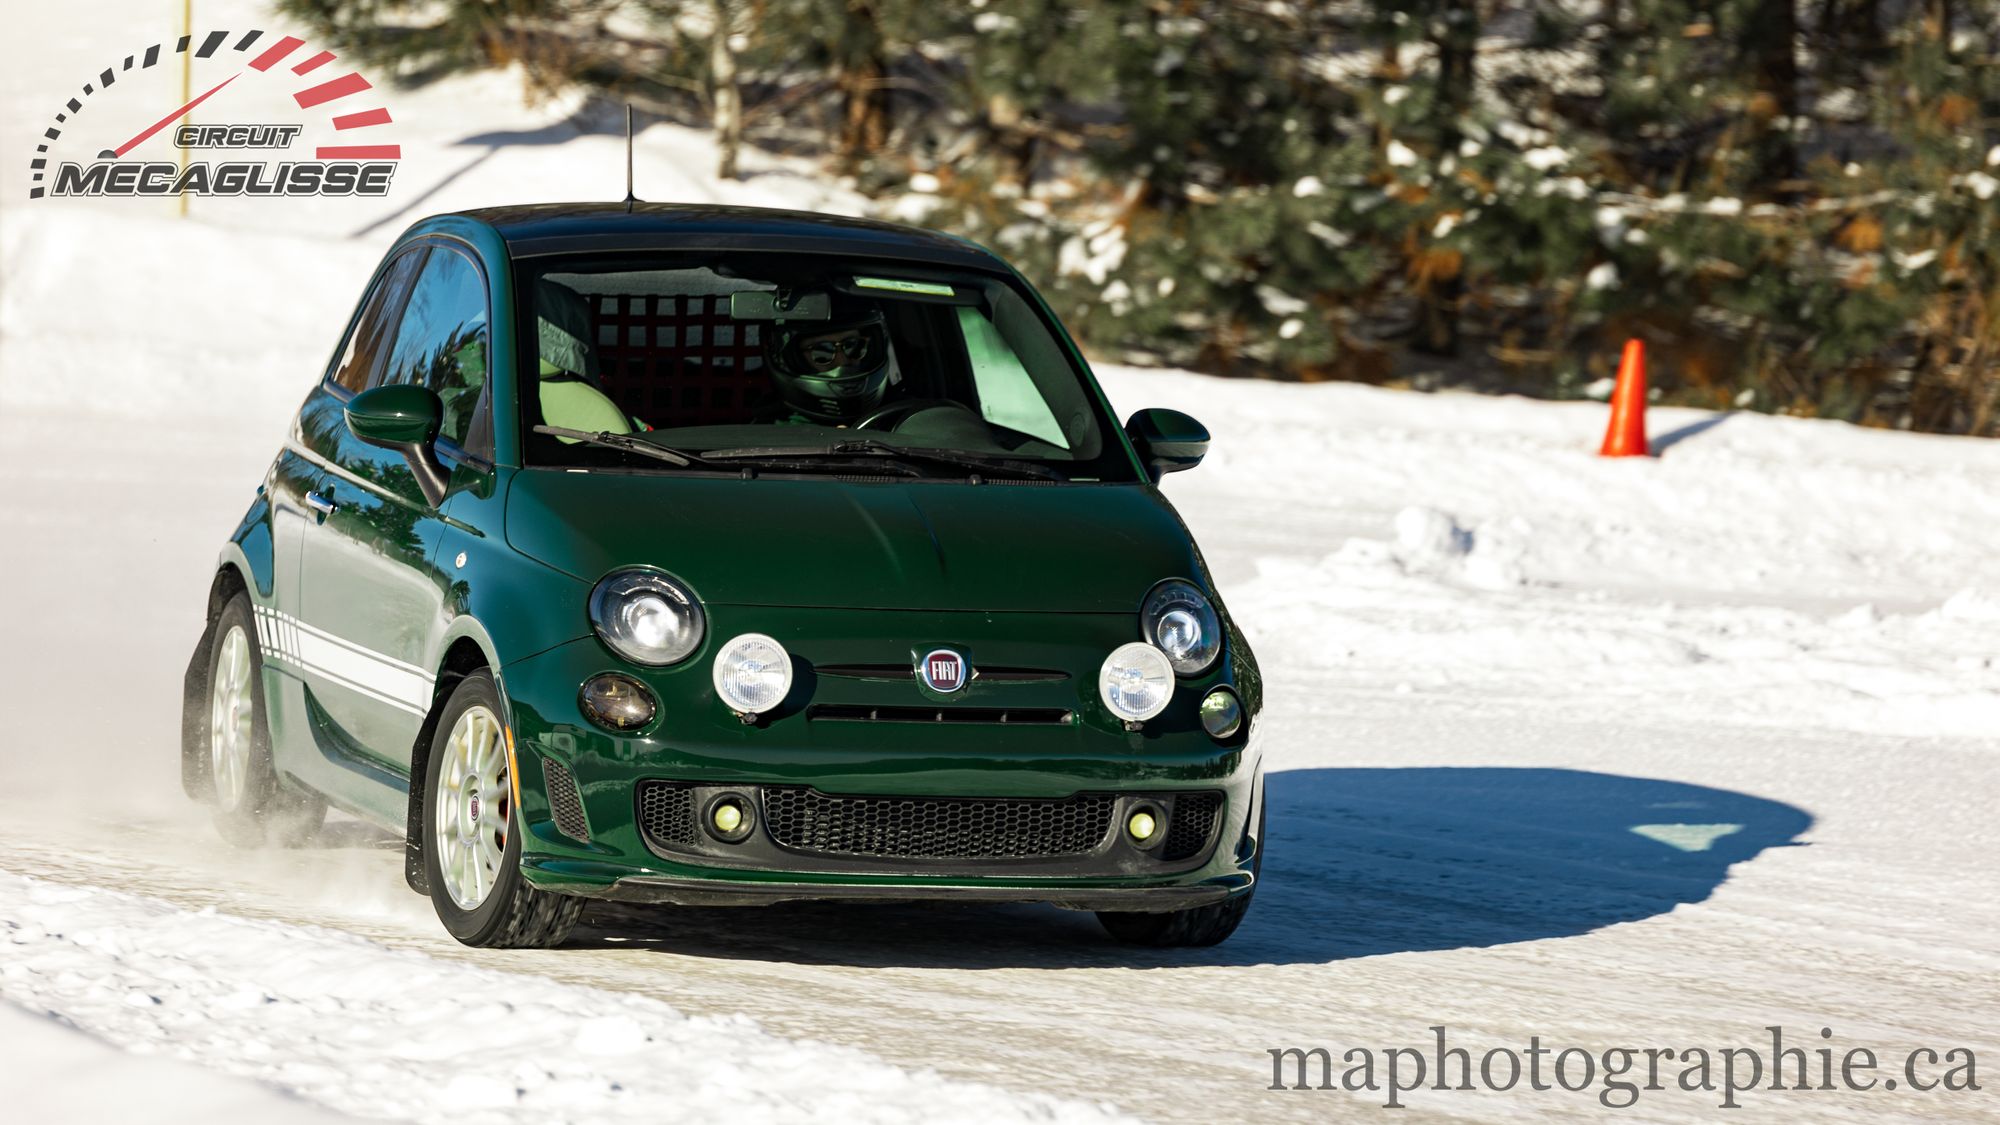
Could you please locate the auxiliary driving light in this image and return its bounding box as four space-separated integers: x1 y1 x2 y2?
712 633 793 717
1127 808 1161 845
1098 642 1174 725
1199 688 1243 740
706 795 753 842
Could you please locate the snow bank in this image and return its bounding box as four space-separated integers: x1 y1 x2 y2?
0 872 1130 1125
1094 364 2000 738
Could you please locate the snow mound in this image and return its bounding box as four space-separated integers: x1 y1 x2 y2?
1936 587 2000 624
1387 506 1530 589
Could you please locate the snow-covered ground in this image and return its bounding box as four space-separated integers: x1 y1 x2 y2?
3 3 1999 1122
0 993 352 1125
0 872 1126 1124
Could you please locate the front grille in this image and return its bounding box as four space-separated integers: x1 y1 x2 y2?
543 757 591 843
814 664 1070 683
808 704 1072 726
763 788 1116 859
636 781 699 848
1163 792 1223 860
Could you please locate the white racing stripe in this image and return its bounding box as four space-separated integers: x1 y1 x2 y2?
252 604 432 716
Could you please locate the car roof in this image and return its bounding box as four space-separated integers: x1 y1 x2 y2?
441 202 1007 272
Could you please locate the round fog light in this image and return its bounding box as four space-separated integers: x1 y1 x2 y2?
1199 688 1243 740
579 673 657 732
1128 810 1159 843
713 801 743 834
706 795 753 842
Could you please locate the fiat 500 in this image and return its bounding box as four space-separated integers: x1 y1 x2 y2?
180 203 1263 949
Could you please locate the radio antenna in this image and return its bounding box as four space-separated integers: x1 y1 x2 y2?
623 103 638 210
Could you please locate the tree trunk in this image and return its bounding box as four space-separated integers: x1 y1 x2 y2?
1415 0 1478 358
711 0 742 181
1743 0 1800 198
838 1 891 175
988 91 1036 187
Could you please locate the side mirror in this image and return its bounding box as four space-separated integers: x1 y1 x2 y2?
1124 408 1210 483
345 384 449 506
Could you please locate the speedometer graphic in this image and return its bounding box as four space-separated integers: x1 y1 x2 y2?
28 29 400 200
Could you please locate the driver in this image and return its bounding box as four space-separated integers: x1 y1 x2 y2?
762 304 893 426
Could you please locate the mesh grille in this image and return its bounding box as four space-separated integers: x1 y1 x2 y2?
763 788 1115 860
1163 792 1223 861
543 757 591 843
636 781 699 848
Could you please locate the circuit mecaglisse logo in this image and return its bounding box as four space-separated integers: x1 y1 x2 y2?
28 29 398 200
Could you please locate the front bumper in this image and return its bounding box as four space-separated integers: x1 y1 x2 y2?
500 605 1263 911
537 871 1247 911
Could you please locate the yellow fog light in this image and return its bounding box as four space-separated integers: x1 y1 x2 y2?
713 801 744 834
705 795 753 842
1126 806 1163 848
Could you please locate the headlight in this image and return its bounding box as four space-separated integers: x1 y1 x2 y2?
589 569 705 666
712 633 793 715
1098 642 1174 723
1141 579 1222 676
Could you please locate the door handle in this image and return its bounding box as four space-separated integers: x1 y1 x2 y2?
304 490 338 516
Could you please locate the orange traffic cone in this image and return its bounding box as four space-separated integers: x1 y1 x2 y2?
1599 337 1650 457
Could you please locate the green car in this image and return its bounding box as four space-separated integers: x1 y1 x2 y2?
180 203 1263 949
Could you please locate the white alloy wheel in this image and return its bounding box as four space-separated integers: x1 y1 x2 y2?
433 704 511 910
209 624 253 812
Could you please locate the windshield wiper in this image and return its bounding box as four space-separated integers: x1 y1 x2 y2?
704 439 1063 481
533 426 696 467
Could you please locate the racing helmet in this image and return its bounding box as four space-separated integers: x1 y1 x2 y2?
763 305 892 424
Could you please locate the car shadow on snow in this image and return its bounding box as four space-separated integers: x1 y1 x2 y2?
567 767 1813 968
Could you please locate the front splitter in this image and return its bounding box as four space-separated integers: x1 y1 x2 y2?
535 870 1252 912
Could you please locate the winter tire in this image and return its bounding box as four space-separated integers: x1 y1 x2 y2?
422 670 582 948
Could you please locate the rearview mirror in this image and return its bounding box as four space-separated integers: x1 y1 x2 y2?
345 384 450 506
729 289 832 321
1124 408 1210 483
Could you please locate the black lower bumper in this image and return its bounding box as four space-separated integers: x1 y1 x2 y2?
546 871 1253 912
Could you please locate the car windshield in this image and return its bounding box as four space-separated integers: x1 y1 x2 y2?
513 253 1134 482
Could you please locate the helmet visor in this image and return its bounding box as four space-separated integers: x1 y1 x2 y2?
791 325 882 373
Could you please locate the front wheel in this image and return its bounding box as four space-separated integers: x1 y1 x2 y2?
422 670 581 948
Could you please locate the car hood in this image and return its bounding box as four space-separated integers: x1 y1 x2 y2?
503 469 1203 613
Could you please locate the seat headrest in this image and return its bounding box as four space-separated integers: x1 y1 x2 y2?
537 278 599 382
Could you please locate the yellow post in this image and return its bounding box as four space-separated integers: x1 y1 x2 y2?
176 0 191 217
